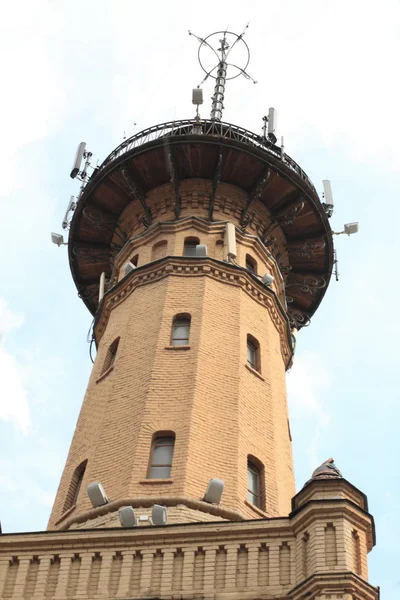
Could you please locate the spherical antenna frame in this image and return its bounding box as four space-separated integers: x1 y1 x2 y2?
197 30 251 81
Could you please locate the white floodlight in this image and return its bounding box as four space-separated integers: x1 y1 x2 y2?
70 142 86 179
195 244 208 257
268 107 278 144
344 222 359 236
51 232 66 247
119 506 137 528
86 482 109 508
203 478 224 504
192 88 203 105
261 273 274 286
333 222 360 236
123 261 137 276
152 504 168 526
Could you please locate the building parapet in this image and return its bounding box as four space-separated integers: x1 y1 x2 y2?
0 484 377 600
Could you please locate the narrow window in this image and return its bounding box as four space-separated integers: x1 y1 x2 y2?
102 337 120 374
184 236 200 257
130 254 139 266
245 254 257 274
63 459 87 512
247 334 260 372
152 240 168 261
247 461 260 507
148 434 175 478
171 314 191 346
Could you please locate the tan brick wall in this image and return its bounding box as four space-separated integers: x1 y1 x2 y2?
49 268 294 528
48 177 293 529
0 500 378 600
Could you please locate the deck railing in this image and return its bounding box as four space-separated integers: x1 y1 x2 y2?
98 119 317 194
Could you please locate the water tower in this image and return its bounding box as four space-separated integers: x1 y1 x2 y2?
0 30 377 600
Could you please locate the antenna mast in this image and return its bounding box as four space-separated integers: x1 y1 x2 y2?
189 26 257 122
211 33 229 121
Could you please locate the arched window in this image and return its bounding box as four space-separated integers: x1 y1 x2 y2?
130 254 139 267
245 254 257 274
63 459 87 512
102 337 120 374
171 314 191 346
184 237 200 257
148 434 175 478
152 240 168 261
247 457 265 509
247 334 261 372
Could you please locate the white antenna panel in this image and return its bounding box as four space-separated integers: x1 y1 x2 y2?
67 195 76 213
123 261 137 276
62 195 76 229
70 142 86 179
268 108 277 143
192 88 203 105
323 180 334 207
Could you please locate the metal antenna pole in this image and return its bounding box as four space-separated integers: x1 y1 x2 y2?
211 33 229 121
190 27 257 123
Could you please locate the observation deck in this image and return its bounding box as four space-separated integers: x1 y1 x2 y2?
68 119 334 328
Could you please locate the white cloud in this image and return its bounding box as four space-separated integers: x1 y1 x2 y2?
101 0 400 171
0 299 30 433
287 352 331 468
0 1 66 196
0 299 24 339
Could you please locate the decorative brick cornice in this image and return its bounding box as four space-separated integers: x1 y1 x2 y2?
114 215 283 288
289 571 379 600
94 256 293 366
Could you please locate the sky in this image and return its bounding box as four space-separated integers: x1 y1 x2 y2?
0 0 399 596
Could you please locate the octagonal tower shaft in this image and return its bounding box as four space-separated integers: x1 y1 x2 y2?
48 184 298 531
49 121 333 531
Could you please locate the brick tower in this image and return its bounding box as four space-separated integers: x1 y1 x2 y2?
0 30 378 600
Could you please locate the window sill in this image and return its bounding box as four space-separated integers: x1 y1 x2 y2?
244 500 268 518
165 345 191 351
54 504 77 526
140 478 174 485
245 363 265 381
96 365 114 383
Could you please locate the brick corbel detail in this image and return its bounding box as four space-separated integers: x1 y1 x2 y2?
95 257 293 367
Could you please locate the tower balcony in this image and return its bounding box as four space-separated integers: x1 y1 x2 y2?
69 119 334 330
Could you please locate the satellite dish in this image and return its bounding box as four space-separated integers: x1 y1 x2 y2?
70 142 86 179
